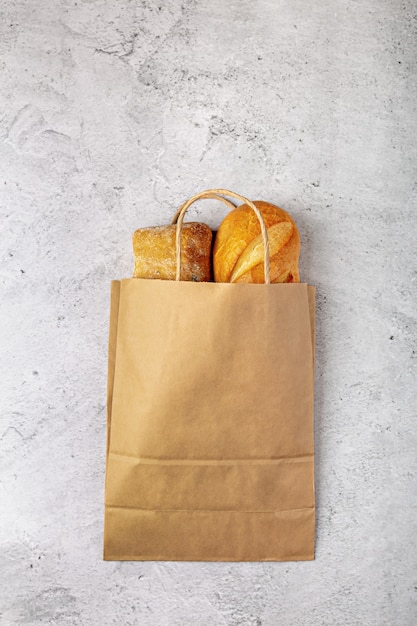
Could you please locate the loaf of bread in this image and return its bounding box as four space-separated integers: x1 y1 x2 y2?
132 222 213 281
213 201 300 283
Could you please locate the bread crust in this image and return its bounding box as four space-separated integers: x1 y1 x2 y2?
213 201 300 284
133 222 213 281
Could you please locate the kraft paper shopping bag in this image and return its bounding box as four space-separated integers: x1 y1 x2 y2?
104 190 315 561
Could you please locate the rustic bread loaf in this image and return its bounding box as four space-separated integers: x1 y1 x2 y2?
213 201 300 283
132 223 212 281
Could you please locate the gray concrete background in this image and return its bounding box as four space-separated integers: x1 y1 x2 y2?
1 0 416 624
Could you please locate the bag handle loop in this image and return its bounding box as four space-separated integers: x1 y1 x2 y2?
170 192 237 224
172 189 271 284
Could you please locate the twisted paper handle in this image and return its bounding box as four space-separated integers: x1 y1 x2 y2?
172 189 270 284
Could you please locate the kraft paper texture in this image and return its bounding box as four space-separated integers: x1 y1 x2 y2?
104 279 315 561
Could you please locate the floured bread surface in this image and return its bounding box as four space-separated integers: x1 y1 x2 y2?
132 222 213 281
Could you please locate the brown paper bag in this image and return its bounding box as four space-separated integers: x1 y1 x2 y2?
104 191 315 561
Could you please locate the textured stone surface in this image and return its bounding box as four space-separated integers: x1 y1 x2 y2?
1 0 417 624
